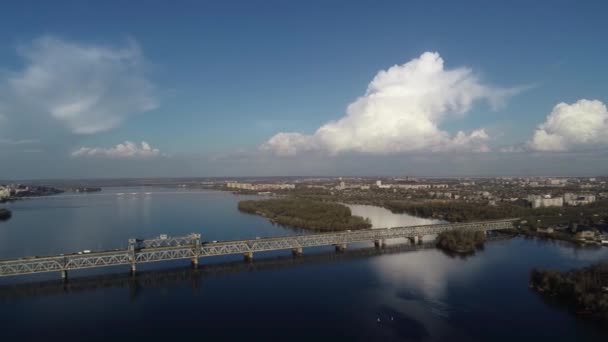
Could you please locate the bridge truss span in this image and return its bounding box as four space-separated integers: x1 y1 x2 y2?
0 219 517 279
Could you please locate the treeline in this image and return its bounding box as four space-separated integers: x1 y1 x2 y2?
0 208 11 221
383 200 608 226
436 229 486 254
238 198 371 231
530 263 608 321
384 200 529 222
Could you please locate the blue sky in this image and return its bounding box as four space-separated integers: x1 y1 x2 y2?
1 0 607 178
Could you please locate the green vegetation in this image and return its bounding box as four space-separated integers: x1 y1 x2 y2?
291 187 608 227
238 198 371 231
384 199 607 224
0 208 11 221
233 186 608 245
386 200 608 245
384 200 527 222
436 229 486 254
530 262 608 321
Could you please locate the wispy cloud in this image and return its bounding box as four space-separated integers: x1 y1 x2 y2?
71 141 162 159
1 36 157 136
261 52 523 156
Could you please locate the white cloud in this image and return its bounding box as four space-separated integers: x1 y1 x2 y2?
71 141 162 159
528 99 608 152
261 52 519 156
4 36 157 135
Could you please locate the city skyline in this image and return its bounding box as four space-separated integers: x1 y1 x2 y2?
1 1 607 178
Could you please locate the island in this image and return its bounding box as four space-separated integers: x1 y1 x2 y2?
530 262 608 321
435 229 486 254
0 208 11 221
238 198 371 231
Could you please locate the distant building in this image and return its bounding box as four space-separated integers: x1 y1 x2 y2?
576 230 596 240
478 191 491 198
0 187 10 199
430 191 452 199
564 193 596 206
432 184 449 189
226 182 295 191
396 184 431 190
375 180 391 189
527 195 563 208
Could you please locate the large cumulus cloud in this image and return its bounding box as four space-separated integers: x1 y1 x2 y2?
261 52 518 156
528 99 608 152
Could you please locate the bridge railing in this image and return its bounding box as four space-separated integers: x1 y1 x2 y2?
135 233 201 249
0 219 518 277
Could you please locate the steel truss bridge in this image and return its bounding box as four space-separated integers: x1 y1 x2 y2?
0 219 517 279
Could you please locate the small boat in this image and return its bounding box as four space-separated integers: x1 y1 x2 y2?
130 192 137 195
145 192 152 195
116 193 124 196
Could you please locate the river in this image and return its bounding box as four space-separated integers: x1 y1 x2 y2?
0 188 606 341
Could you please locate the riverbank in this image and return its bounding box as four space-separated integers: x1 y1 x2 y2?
238 198 371 231
0 185 64 203
313 197 608 246
530 262 608 321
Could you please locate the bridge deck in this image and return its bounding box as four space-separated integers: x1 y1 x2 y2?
0 219 517 277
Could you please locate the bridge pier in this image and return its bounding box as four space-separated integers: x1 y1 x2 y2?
191 257 199 269
291 247 303 257
0 222 518 279
243 251 253 262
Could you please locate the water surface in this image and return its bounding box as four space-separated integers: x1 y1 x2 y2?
0 188 606 341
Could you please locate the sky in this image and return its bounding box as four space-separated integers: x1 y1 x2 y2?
1 0 607 179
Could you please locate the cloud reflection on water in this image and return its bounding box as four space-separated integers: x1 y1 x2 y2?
347 204 442 228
